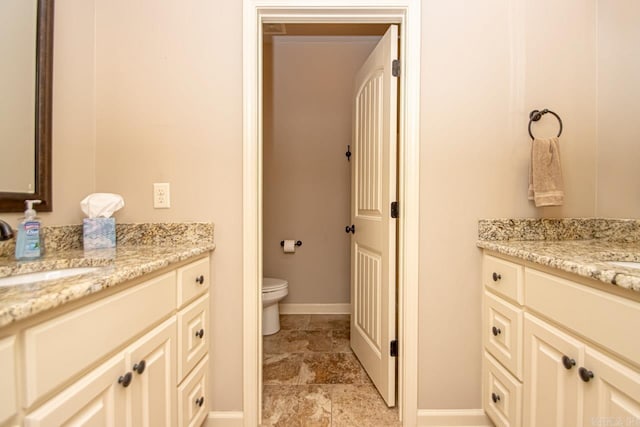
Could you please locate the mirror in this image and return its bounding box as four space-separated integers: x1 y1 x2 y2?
0 0 53 212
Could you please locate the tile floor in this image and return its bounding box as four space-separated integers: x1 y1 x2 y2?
262 314 401 426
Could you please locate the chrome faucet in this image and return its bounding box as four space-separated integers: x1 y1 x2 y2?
0 219 14 241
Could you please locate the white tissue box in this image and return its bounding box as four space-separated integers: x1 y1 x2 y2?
83 218 116 250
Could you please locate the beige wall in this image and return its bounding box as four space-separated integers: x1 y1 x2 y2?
263 37 379 304
418 0 596 408
93 0 243 411
8 0 631 416
595 0 640 218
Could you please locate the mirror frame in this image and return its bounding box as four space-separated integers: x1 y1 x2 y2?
0 0 53 212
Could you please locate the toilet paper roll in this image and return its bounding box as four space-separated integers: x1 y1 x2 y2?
283 240 296 253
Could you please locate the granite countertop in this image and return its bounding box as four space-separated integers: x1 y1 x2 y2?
0 222 215 328
477 218 640 293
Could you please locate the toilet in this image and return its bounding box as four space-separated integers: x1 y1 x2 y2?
262 277 289 335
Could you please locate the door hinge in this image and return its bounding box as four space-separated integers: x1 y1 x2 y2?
390 201 399 219
390 340 398 357
392 59 400 77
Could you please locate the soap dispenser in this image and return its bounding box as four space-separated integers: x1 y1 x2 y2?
15 199 43 260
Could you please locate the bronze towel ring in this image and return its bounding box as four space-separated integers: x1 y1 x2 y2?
528 109 563 140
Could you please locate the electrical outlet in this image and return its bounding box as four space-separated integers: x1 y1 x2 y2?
153 183 170 208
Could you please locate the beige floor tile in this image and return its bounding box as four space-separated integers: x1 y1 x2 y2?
262 385 332 427
330 384 400 426
308 314 350 330
299 353 370 385
263 353 303 385
280 314 311 330
330 328 351 352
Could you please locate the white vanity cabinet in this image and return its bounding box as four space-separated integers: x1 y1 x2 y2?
482 252 640 427
0 254 211 427
0 336 17 425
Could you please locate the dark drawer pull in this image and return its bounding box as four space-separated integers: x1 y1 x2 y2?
579 367 594 382
492 272 502 282
491 392 500 403
561 355 576 370
133 360 146 375
195 328 205 339
491 326 501 336
195 275 205 285
195 396 205 407
118 372 132 388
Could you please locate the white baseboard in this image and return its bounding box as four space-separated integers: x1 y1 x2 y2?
417 409 492 426
206 411 243 427
279 303 350 314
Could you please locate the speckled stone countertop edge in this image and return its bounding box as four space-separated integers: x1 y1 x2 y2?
477 240 640 293
0 243 215 328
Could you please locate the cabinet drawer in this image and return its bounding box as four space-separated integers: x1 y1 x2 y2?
484 255 524 304
178 294 209 381
484 351 522 427
178 354 209 427
484 291 523 380
525 268 640 366
24 272 176 407
177 257 210 309
0 336 17 425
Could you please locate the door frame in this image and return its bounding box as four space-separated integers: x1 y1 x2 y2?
242 1 421 426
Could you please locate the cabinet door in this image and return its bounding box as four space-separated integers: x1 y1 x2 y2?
582 347 640 426
24 354 127 427
127 317 177 427
0 336 17 425
523 314 582 427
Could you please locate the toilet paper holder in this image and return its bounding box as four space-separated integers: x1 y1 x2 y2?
280 240 302 247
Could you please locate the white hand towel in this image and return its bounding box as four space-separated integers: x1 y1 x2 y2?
528 137 564 207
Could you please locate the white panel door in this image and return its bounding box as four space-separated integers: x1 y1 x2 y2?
523 314 581 427
350 24 398 407
582 346 640 425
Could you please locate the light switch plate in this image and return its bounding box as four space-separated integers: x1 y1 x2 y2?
153 183 170 208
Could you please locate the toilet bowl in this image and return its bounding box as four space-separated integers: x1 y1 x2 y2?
262 277 289 335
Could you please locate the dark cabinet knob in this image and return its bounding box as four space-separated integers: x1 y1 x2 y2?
195 275 205 285
345 225 355 234
195 396 205 407
492 272 502 282
491 326 501 336
491 392 500 403
195 328 205 339
579 367 594 382
133 360 146 375
561 355 576 370
118 372 133 388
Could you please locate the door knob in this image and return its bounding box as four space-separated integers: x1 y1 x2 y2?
133 360 146 375
561 355 576 370
345 225 355 234
579 367 594 382
118 372 133 388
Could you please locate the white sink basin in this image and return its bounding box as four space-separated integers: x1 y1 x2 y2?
606 261 640 270
0 267 101 287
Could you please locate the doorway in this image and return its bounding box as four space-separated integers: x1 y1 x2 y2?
261 25 397 425
242 2 421 426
